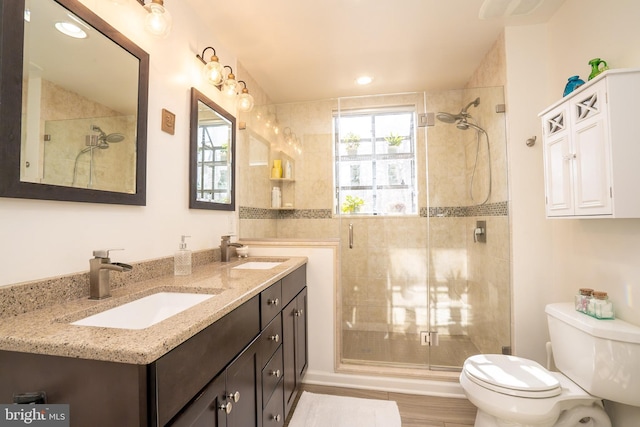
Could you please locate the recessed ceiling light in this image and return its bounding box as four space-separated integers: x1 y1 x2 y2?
356 75 373 85
55 21 87 39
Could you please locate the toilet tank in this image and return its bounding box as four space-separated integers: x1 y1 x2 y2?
546 303 640 407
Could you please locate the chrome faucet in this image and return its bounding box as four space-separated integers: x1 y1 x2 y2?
89 249 133 299
220 235 244 262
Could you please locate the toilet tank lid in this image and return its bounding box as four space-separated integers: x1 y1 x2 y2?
546 303 640 344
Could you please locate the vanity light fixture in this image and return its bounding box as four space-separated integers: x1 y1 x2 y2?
222 66 239 98
196 47 224 86
137 0 172 38
237 81 255 112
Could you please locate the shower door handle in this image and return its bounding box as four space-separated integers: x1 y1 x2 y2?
349 223 354 249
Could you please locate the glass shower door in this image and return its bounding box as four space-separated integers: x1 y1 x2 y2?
337 92 432 371
426 86 511 369
337 87 511 374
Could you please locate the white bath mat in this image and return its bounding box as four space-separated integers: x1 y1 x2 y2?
287 391 401 427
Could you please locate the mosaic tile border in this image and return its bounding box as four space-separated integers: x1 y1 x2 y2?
240 202 508 220
426 201 509 218
239 206 333 220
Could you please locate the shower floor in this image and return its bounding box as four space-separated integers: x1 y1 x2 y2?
342 330 480 369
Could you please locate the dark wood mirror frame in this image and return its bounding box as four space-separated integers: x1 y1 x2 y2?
0 0 149 205
189 87 236 211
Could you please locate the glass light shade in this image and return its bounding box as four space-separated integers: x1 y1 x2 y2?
144 1 172 38
203 60 223 86
222 77 238 98
237 91 254 112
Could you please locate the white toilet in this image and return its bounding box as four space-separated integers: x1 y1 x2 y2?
460 302 640 427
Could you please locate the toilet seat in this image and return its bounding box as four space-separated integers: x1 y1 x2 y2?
460 355 605 426
463 354 562 398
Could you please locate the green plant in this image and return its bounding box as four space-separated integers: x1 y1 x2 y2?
384 132 404 146
341 132 361 150
341 195 364 213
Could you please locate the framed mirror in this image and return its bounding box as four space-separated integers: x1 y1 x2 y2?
0 0 149 205
189 88 236 211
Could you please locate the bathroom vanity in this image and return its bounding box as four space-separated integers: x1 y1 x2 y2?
0 257 307 427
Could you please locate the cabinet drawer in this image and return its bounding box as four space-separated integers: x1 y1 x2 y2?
262 380 285 427
261 281 282 328
262 346 283 407
261 314 282 367
281 265 306 307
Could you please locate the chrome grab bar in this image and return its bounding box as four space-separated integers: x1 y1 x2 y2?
349 223 353 249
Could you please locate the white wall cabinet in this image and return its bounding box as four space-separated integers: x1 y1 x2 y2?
539 69 640 218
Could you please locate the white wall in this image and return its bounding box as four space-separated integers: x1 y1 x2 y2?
506 0 640 361
505 0 640 423
0 0 240 286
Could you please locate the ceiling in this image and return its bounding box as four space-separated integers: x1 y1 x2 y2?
183 0 565 104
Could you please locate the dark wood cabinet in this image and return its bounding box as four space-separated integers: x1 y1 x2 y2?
0 264 308 427
170 338 262 427
282 287 308 416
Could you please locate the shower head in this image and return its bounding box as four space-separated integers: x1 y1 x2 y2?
436 112 463 124
436 97 481 125
105 133 125 143
456 119 486 133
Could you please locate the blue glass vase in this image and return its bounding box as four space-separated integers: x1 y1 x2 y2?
563 75 585 97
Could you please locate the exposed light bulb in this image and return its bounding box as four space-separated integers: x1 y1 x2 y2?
237 89 254 112
144 0 172 38
203 59 223 86
222 73 238 98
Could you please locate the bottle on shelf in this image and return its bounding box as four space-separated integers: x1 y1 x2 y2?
284 161 292 179
271 187 281 208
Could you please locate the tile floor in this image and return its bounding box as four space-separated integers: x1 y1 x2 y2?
289 384 477 427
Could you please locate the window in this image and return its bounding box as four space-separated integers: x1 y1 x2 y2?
196 120 230 203
334 107 417 215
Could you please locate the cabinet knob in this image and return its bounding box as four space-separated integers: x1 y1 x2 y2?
269 334 280 343
271 414 281 422
267 298 279 307
270 369 281 378
294 309 304 317
219 402 232 414
227 391 240 402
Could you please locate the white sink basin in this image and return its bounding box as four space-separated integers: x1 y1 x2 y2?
232 261 282 270
71 292 214 330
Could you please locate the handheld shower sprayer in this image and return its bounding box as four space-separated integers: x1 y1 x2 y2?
461 97 480 115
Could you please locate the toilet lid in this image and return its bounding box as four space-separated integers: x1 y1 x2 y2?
463 354 562 398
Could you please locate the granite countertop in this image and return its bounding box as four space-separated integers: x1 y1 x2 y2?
0 256 307 365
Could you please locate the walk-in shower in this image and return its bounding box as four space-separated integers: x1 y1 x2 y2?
237 86 511 377
437 98 492 205
72 125 125 187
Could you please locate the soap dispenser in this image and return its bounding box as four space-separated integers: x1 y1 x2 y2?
174 235 192 276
